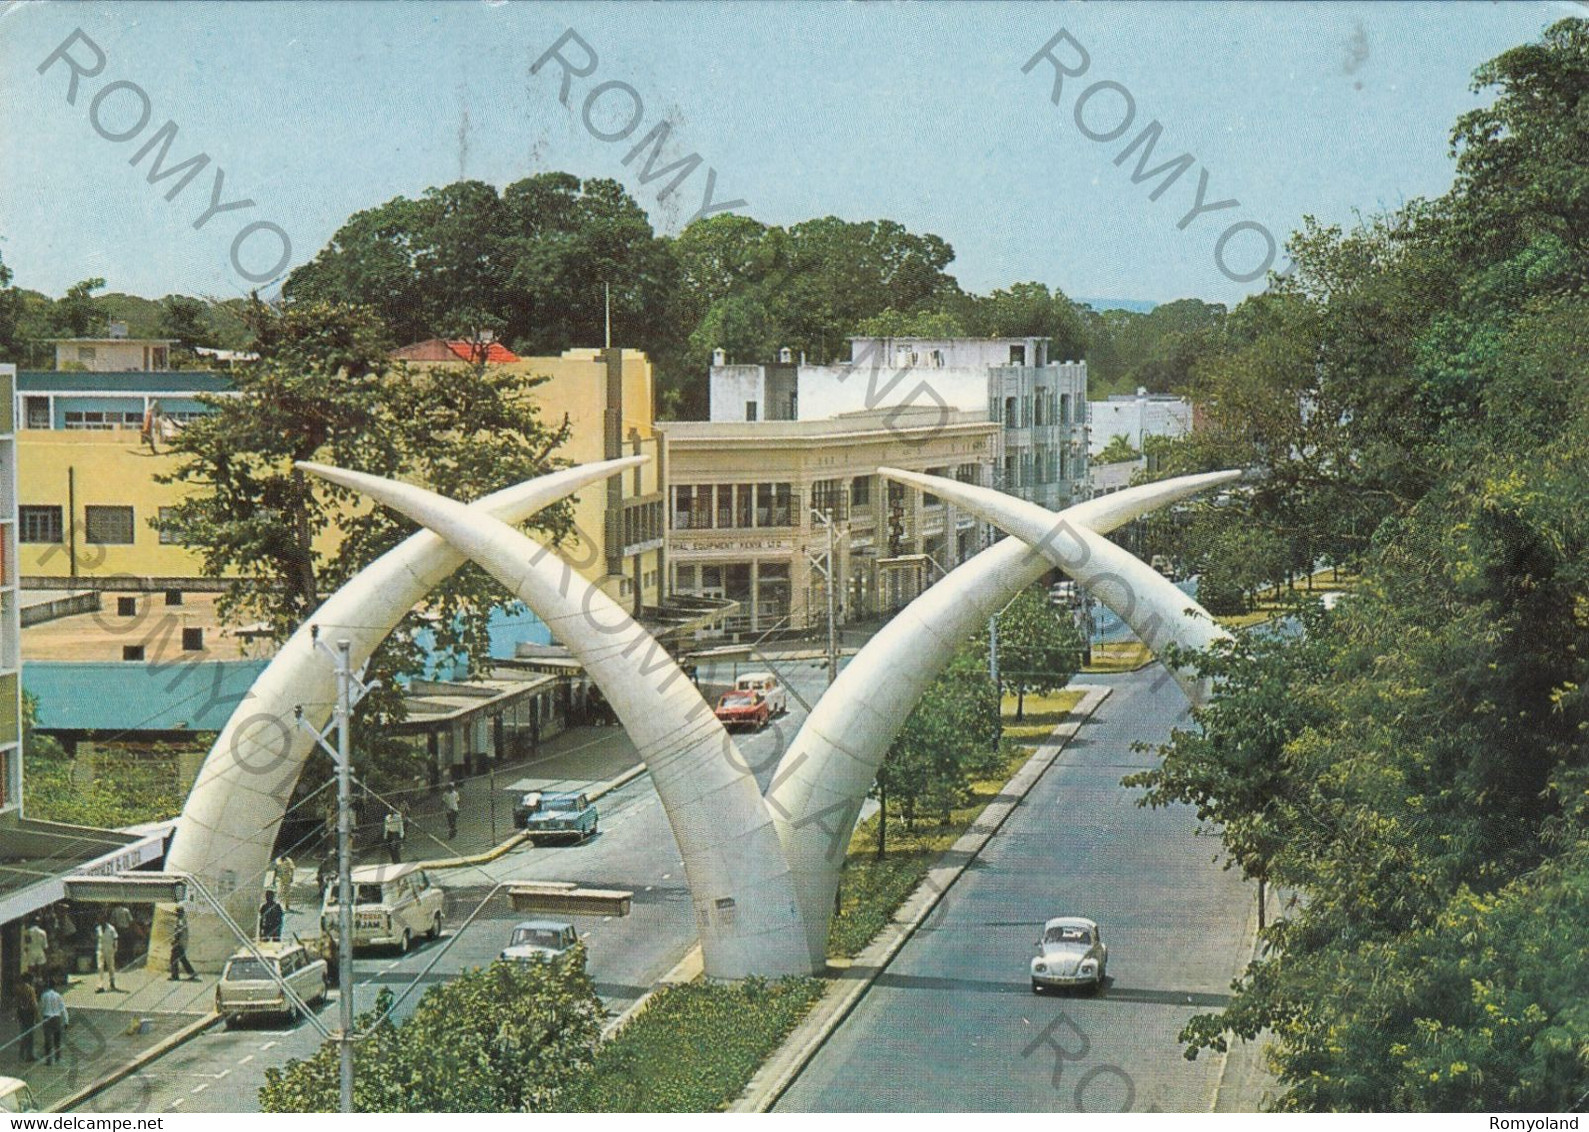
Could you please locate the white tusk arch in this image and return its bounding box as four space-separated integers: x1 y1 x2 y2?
164 457 648 968
767 470 1241 966
879 468 1235 707
297 462 814 978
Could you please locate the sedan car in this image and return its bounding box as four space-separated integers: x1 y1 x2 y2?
1031 916 1108 994
500 919 577 962
714 689 771 731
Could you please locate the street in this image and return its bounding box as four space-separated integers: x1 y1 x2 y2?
775 663 1256 1112
82 652 838 1114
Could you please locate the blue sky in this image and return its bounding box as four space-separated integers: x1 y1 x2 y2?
0 1 1575 309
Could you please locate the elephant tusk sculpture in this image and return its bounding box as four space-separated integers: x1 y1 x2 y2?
764 469 1243 966
160 456 648 968
296 462 813 979
877 468 1236 708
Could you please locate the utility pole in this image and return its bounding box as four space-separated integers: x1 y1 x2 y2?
988 614 1002 752
298 632 378 1115
825 514 838 685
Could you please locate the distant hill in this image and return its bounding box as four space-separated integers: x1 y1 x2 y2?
1078 297 1158 313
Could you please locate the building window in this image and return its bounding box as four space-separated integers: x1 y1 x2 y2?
716 485 734 529
85 505 135 545
64 410 142 431
23 397 49 430
756 483 793 527
78 346 97 363
850 476 871 508
745 401 758 422
1004 397 1018 428
1009 344 1026 366
19 505 63 543
157 506 182 544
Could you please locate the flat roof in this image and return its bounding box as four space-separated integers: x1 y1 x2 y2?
18 370 232 394
658 407 996 444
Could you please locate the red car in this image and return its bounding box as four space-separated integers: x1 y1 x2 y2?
714 689 771 731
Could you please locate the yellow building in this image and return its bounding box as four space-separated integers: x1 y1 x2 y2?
17 348 667 619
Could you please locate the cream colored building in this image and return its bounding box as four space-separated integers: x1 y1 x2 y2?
659 407 1001 635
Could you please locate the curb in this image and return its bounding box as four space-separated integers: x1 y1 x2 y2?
599 941 702 1042
424 762 649 872
1211 886 1275 1112
731 684 1115 1113
52 1010 223 1113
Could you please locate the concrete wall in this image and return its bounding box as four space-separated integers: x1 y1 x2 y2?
1088 394 1193 455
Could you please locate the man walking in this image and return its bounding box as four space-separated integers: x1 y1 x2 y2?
258 890 284 942
442 782 461 841
14 976 38 1063
39 980 66 1066
169 907 197 981
22 918 47 982
274 854 297 912
383 808 405 863
95 917 119 993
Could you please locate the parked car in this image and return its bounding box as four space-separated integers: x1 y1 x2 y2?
1031 916 1108 994
0 1077 38 1112
215 941 328 1027
500 919 578 962
714 689 771 731
321 863 445 953
515 791 599 842
734 671 788 716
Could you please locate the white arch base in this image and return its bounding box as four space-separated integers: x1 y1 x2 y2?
298 462 814 979
150 458 647 972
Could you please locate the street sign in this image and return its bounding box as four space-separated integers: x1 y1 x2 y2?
64 872 189 904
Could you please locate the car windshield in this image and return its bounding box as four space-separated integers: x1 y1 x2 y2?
510 927 566 949
542 797 580 811
720 692 757 705
325 884 386 905
1044 925 1093 946
224 957 277 981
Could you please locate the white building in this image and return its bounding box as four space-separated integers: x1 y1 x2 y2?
1088 389 1193 456
709 337 1090 510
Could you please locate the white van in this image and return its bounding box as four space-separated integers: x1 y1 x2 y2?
321 863 445 953
735 672 787 716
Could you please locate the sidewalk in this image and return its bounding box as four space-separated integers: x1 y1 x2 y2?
0 964 215 1112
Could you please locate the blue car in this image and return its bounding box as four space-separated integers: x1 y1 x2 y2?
515 791 599 843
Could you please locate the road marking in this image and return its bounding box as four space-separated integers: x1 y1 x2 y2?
661 873 670 880
602 916 612 922
237 1055 255 1065
216 1069 231 1080
259 1040 278 1051
190 1084 209 1095
644 886 654 892
383 962 401 971
167 1099 186 1111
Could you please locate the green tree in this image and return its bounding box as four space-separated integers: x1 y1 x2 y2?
261 955 605 1112
995 584 1083 721
0 249 25 363
1095 433 1140 464
157 294 213 348
963 281 1089 362
54 276 106 337
158 299 575 776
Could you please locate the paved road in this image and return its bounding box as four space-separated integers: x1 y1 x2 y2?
85 653 839 1114
776 664 1256 1113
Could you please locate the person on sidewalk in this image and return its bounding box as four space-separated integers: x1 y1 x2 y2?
14 976 38 1063
95 917 119 993
274 855 296 911
442 783 460 841
383 809 405 863
39 980 66 1066
258 890 284 942
169 907 198 981
22 918 47 982
317 853 337 904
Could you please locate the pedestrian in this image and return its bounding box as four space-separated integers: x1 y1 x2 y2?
317 853 336 903
169 907 197 981
95 917 119 993
14 976 38 1063
274 854 297 912
319 930 339 986
22 918 47 981
442 783 460 841
110 903 133 962
258 890 284 942
383 808 405 864
38 980 66 1066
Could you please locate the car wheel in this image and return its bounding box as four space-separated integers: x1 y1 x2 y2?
223 1014 237 1031
399 929 411 955
429 913 442 941
1031 980 1044 995
589 819 598 838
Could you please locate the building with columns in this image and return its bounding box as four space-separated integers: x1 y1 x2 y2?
659 406 1000 636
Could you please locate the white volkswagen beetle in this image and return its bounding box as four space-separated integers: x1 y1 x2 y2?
1031 916 1108 994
